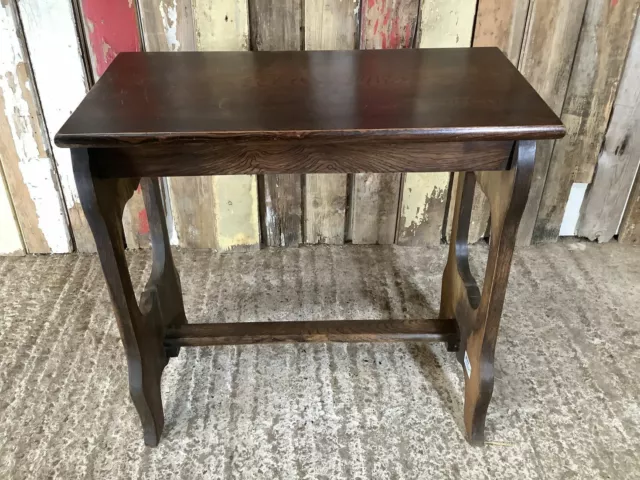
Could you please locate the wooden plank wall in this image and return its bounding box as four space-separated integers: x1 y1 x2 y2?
2 0 74 254
2 0 639 255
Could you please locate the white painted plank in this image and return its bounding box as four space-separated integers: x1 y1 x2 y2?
0 1 71 254
193 0 249 51
17 0 94 251
398 0 477 246
0 166 24 256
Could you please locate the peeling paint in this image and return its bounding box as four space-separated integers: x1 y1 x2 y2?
17 0 94 250
360 0 418 49
1 4 71 253
398 172 449 245
0 167 23 255
81 0 141 76
160 0 181 51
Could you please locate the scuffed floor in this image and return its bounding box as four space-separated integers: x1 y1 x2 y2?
0 242 639 479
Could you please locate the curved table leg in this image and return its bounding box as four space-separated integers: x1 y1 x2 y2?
440 140 536 444
72 149 186 446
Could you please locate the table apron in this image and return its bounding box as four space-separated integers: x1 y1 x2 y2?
87 140 514 178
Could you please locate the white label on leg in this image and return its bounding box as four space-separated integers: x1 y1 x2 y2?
464 351 472 378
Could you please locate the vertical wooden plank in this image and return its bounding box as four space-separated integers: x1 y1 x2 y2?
190 0 260 251
577 18 640 242
533 0 639 243
462 0 530 242
619 169 640 244
193 0 249 51
77 0 147 248
2 1 73 254
139 0 196 52
303 0 358 244
137 0 196 247
397 0 477 246
251 0 303 247
515 0 588 245
353 0 419 244
0 164 24 256
474 0 530 63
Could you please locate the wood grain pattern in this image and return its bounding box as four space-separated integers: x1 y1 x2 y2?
465 0 530 242
303 0 358 244
440 140 536 444
577 19 640 243
250 0 303 246
0 163 24 255
353 0 419 244
0 2 72 253
88 140 513 178
78 0 147 249
398 0 477 246
619 169 640 244
533 0 639 243
515 0 588 245
165 319 459 347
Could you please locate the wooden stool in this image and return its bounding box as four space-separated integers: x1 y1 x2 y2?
55 48 564 446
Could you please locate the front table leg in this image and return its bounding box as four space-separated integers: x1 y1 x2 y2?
440 140 535 444
72 149 187 446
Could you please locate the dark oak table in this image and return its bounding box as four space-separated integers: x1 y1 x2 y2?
55 48 564 446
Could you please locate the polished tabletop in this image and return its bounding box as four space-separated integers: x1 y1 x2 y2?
55 48 565 147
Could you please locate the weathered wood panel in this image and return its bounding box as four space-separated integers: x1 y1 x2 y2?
5 0 74 253
464 0 530 242
619 169 640 244
578 18 640 243
303 0 358 244
193 0 249 51
0 164 24 256
515 0 588 245
533 0 639 243
251 0 303 247
194 0 259 251
398 0 476 246
140 0 259 250
139 0 197 52
353 0 419 244
474 0 530 63
78 0 147 249
139 0 196 247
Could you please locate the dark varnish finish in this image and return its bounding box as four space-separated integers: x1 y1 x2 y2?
56 48 564 448
165 319 459 347
55 48 564 148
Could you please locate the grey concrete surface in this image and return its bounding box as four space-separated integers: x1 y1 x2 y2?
0 242 638 479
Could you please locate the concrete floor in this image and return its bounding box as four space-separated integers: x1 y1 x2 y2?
0 242 638 479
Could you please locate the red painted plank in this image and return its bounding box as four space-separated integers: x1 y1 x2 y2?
81 0 142 77
360 0 420 49
79 0 148 248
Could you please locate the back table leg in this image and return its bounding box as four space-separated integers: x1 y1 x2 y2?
440 140 536 444
72 149 186 446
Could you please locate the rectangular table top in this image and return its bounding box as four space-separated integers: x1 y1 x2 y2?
55 48 564 148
